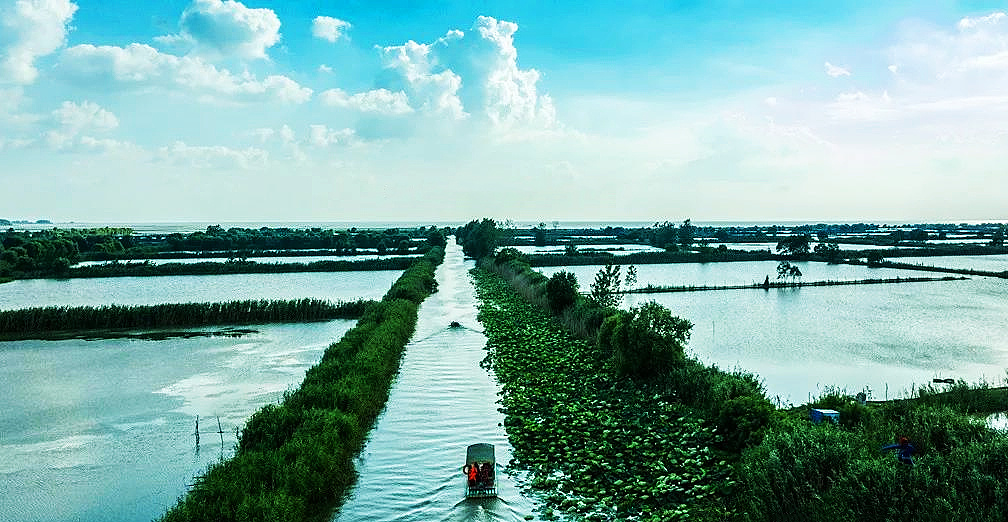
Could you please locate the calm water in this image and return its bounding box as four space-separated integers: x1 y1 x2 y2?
541 262 1008 404
333 239 535 522
539 261 932 291
0 271 402 310
0 320 355 522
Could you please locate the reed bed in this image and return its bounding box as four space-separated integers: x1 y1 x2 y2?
0 299 373 340
159 246 444 522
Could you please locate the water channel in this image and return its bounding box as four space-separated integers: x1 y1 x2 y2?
332 239 535 522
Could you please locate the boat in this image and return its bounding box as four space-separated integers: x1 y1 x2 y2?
463 443 497 498
449 321 463 328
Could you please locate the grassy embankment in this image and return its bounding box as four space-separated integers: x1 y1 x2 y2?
0 298 373 341
159 246 444 522
475 254 1008 522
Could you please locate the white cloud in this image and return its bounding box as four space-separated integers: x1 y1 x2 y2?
311 16 350 43
45 100 119 149
374 16 556 132
0 0 78 84
824 61 850 77
158 140 268 169
307 124 354 147
59 43 312 103
318 63 332 73
156 0 281 60
319 88 413 114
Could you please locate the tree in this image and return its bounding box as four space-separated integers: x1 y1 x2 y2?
814 241 841 263
624 265 637 290
590 263 622 309
991 225 1005 247
678 219 695 250
611 301 693 379
776 260 792 281
776 234 811 258
533 227 546 247
458 218 498 259
777 261 802 284
788 264 802 284
546 271 579 314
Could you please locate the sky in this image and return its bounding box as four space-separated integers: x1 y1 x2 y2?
1 0 1007 224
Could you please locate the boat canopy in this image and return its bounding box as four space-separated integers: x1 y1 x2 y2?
466 443 494 465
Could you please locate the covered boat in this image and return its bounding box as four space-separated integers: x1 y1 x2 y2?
462 443 496 498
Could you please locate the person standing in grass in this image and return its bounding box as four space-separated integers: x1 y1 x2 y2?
881 436 916 467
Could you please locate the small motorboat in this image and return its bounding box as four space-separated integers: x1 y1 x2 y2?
449 321 463 328
462 443 496 499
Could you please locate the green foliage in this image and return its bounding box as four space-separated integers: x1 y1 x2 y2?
611 301 692 379
814 241 842 263
159 249 443 522
457 218 498 259
589 263 622 309
731 388 1008 522
0 298 374 340
776 234 812 258
545 270 579 314
494 247 526 266
715 395 777 452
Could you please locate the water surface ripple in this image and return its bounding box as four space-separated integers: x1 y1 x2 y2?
332 240 535 522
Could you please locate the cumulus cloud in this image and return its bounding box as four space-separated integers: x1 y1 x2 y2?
59 43 312 103
312 16 351 43
320 88 413 114
374 16 556 131
155 0 281 60
158 140 268 169
824 61 851 77
0 0 78 84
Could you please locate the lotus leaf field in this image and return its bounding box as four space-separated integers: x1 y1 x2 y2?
473 269 733 521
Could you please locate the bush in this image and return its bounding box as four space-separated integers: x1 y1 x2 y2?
611 301 692 379
546 271 579 314
716 394 776 452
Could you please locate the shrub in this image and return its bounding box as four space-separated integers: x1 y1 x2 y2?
546 271 579 314
611 301 692 379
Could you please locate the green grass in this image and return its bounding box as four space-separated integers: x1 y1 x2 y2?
159 247 444 522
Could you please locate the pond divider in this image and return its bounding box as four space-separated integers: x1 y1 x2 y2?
622 275 969 294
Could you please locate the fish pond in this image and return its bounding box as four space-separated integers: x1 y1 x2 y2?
540 261 1008 404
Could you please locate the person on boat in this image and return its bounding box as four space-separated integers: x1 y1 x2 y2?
464 464 478 488
881 436 916 467
479 462 493 488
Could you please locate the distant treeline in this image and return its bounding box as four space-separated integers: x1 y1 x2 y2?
0 225 448 280
160 246 445 522
0 298 373 340
59 257 415 279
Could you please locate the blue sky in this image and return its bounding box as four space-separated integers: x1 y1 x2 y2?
2 1 1007 223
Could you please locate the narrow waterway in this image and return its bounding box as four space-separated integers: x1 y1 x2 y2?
332 239 536 522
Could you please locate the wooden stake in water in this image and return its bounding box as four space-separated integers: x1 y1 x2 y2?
194 415 200 446
217 416 225 447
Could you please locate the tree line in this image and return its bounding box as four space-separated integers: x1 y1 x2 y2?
0 225 448 279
